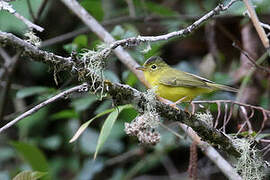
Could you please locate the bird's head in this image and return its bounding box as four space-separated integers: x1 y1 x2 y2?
136 56 169 73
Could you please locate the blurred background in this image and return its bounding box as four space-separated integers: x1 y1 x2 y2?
0 0 270 179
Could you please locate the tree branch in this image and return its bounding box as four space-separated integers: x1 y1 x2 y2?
243 0 270 49
0 83 89 133
61 0 146 85
0 31 74 70
0 0 44 32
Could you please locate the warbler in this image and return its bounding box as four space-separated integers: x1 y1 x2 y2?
136 56 238 102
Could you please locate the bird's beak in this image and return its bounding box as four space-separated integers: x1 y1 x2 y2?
136 66 146 71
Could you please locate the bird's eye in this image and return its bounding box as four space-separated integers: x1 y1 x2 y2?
151 64 157 70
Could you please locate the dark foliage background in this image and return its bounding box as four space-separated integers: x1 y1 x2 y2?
0 0 270 179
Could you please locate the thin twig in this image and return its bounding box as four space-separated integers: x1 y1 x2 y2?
26 0 36 21
41 16 143 47
192 100 270 115
243 0 269 49
0 31 74 69
36 0 48 22
159 122 184 139
126 0 136 18
260 22 270 31
0 47 11 65
1 1 43 32
41 14 238 48
60 0 239 86
105 148 143 166
232 42 270 74
179 123 242 180
0 51 21 122
0 83 89 133
236 50 269 103
61 0 146 85
12 11 43 32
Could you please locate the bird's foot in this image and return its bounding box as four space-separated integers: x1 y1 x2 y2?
170 96 188 109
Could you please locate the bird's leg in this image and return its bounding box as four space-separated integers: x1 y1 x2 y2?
184 100 193 117
170 96 188 109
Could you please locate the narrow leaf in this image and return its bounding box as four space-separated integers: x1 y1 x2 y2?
10 142 49 174
13 171 47 180
94 105 131 159
69 108 115 143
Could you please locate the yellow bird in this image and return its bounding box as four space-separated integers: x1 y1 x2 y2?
136 56 238 102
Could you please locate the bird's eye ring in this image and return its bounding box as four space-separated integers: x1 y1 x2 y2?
151 64 157 69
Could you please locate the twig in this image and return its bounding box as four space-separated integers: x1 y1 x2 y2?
159 122 184 139
36 0 48 22
0 47 11 65
41 16 143 47
26 0 36 21
191 100 270 115
60 0 239 86
12 12 44 32
235 50 269 104
61 0 146 85
41 14 239 48
243 0 269 49
179 123 242 180
260 22 270 31
105 148 143 166
126 0 136 18
0 1 43 32
0 31 74 69
0 51 21 122
105 0 239 45
232 41 270 74
0 83 89 133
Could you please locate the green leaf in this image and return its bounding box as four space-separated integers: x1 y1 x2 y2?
80 0 104 21
13 171 47 180
50 109 79 120
123 71 138 87
94 105 132 159
73 35 88 50
10 141 49 177
69 108 115 143
16 87 54 99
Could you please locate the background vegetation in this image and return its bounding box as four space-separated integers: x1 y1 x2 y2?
0 0 270 179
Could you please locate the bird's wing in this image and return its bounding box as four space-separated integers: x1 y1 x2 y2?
159 69 213 88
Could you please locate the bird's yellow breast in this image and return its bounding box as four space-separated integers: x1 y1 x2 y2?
143 71 212 102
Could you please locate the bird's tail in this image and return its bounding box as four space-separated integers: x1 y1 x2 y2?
207 83 238 93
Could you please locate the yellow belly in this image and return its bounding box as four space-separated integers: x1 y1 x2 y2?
144 71 213 102
156 84 212 102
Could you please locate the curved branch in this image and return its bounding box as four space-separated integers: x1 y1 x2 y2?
0 83 89 133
